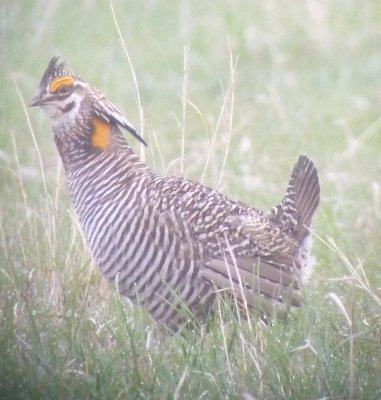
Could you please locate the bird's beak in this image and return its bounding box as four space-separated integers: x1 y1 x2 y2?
29 93 43 107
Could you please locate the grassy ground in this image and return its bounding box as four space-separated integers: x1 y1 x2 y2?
1 0 381 398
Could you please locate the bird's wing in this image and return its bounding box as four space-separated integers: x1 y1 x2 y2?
199 212 303 311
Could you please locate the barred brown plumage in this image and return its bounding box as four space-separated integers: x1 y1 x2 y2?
30 57 320 331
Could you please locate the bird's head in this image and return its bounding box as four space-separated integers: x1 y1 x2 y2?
29 57 146 146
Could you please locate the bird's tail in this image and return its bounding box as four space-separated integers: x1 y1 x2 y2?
272 155 320 242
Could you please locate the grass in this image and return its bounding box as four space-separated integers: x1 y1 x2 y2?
1 0 381 398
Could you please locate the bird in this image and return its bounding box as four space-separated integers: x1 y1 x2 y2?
29 57 320 331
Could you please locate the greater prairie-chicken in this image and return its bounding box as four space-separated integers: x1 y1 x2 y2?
30 57 320 330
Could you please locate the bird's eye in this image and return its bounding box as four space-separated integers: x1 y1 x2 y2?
57 85 71 96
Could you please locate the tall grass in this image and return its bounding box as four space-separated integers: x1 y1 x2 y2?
1 0 381 398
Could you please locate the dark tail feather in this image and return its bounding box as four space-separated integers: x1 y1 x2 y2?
274 155 320 242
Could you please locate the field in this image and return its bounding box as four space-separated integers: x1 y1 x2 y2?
1 1 381 398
